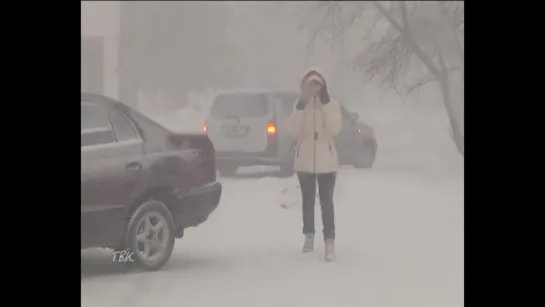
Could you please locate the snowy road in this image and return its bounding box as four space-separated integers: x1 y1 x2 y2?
82 165 463 307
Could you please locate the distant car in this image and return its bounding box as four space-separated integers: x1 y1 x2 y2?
81 93 222 271
337 106 377 169
205 89 377 177
205 89 299 176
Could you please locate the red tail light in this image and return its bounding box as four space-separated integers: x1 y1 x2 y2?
267 121 277 135
203 121 207 134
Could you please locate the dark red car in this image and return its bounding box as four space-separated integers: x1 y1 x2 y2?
81 93 222 270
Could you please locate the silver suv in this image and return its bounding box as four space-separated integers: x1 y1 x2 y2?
205 90 298 176
205 89 377 177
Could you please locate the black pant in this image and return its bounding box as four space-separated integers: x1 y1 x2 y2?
297 172 336 239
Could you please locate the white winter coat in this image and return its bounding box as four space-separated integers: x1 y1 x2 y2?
286 91 342 174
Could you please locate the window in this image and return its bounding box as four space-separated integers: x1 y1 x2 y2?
81 102 115 146
273 92 299 116
82 102 110 131
109 110 138 142
211 93 269 118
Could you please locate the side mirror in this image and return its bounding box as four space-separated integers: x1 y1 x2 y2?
349 112 359 122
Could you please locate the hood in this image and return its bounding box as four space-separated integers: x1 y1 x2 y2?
300 66 328 88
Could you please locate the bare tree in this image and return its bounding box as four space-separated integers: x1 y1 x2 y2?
304 1 464 155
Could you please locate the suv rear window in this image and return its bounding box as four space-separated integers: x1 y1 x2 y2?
272 92 299 115
211 93 269 118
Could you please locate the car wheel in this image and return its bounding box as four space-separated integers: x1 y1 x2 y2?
217 164 238 177
354 143 376 169
124 199 176 271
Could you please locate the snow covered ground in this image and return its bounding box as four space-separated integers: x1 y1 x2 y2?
82 161 463 307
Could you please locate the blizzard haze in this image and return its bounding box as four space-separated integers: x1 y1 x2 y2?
82 1 464 307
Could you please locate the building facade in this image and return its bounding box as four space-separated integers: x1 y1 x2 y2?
81 1 120 99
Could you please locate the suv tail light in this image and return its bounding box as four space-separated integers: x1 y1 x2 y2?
267 121 277 135
203 121 208 134
264 119 278 156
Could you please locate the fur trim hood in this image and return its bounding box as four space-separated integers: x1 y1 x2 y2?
300 66 328 88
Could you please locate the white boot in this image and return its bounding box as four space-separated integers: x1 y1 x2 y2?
324 239 336 262
302 234 314 252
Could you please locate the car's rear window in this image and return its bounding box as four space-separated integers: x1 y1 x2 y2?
211 93 269 118
81 102 111 131
272 92 299 115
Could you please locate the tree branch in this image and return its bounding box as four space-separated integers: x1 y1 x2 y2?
405 75 437 95
438 2 464 70
405 64 461 96
399 0 410 32
304 2 338 62
436 50 449 82
375 1 444 80
374 2 407 36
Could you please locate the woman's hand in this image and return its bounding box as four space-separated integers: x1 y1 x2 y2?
295 98 308 110
319 85 331 105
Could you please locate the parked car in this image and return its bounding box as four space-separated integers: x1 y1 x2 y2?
204 89 377 177
81 93 222 271
337 106 377 169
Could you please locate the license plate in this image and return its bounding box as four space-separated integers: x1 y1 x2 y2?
221 124 249 136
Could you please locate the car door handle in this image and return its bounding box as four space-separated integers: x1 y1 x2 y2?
126 161 142 171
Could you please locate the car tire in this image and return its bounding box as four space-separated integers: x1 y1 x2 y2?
354 142 376 169
217 164 238 177
124 199 176 271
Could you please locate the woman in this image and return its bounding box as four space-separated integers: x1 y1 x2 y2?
286 68 342 262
